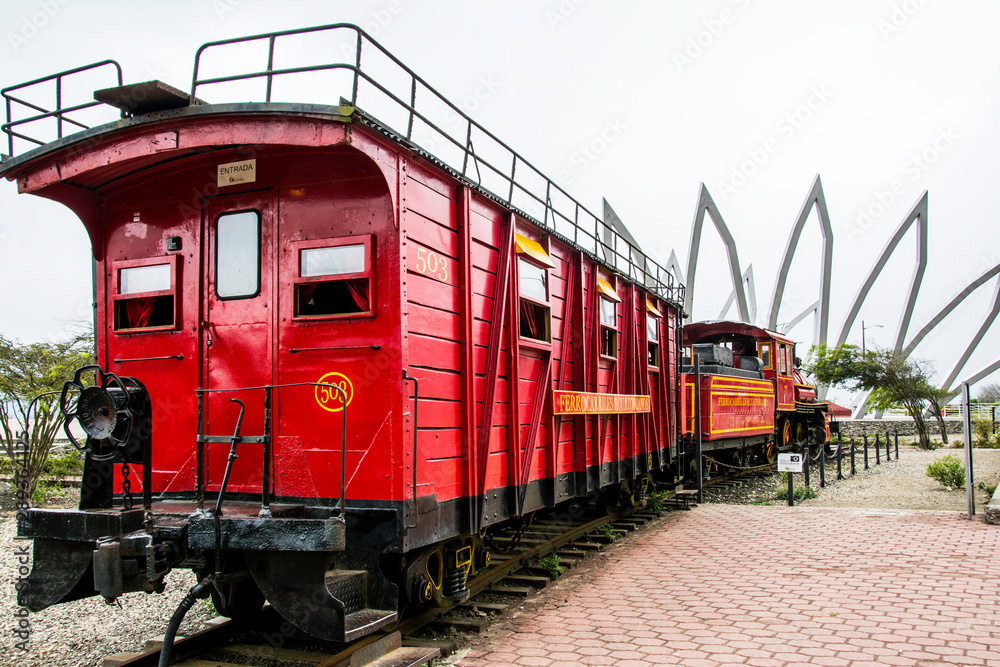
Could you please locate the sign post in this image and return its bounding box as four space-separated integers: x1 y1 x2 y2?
778 453 803 507
962 382 975 519
694 355 703 504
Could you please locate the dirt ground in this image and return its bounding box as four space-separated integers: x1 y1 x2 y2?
797 446 999 512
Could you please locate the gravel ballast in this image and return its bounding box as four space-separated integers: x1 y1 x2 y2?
0 513 215 667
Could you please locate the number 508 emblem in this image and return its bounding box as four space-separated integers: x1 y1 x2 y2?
316 372 354 412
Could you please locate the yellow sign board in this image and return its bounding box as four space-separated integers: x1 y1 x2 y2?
552 390 651 415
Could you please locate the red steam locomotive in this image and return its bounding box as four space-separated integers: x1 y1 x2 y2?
3 25 687 647
681 321 830 470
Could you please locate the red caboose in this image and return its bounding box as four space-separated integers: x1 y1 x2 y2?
4 25 684 643
680 321 828 470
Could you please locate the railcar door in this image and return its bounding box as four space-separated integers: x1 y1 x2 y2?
203 193 275 492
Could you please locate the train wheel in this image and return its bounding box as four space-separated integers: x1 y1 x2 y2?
475 546 492 571
793 420 808 446
732 447 748 468
762 439 778 464
598 485 621 514
779 418 793 449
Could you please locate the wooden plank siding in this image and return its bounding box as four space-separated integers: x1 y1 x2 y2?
400 153 681 530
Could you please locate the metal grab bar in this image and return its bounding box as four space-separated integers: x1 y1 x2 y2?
195 381 349 516
402 370 419 529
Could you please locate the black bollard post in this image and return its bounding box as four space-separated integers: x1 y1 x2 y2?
787 468 794 507
895 429 899 459
864 434 869 470
803 443 810 489
875 434 881 465
850 437 856 476
819 442 826 488
837 437 843 480
885 429 891 461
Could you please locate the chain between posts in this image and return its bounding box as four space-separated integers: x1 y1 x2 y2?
705 429 901 505
702 456 775 473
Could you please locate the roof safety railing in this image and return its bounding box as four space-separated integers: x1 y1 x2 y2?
1 25 682 303
191 24 682 302
1 59 123 158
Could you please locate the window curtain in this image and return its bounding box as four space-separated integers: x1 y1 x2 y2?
126 297 155 328
520 300 539 339
347 280 370 312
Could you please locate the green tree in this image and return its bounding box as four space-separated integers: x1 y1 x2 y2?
806 343 939 450
0 332 94 501
976 382 1000 403
924 386 952 445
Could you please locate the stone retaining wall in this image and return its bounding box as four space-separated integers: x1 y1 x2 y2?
833 418 965 438
987 486 1000 525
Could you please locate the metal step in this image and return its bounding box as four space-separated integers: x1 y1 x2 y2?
326 569 367 614
344 608 399 643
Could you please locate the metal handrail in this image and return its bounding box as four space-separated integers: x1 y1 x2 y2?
195 382 349 516
1 59 123 157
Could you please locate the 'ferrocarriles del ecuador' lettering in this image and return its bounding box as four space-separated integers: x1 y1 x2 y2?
552 390 651 415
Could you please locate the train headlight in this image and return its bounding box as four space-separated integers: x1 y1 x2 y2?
76 386 118 439
60 365 149 460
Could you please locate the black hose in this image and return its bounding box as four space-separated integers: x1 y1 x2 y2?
158 580 211 667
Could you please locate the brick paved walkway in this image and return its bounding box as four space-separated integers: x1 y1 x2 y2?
455 505 1000 666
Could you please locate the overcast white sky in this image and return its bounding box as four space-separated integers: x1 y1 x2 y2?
1 0 999 400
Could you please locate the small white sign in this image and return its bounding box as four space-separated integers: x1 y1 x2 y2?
217 159 256 187
778 453 803 473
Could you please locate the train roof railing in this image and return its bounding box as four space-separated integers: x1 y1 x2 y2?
1 59 124 155
1 23 683 305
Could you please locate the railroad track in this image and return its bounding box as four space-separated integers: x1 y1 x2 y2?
106 501 680 667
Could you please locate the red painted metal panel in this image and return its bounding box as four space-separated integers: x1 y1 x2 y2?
776 376 795 411
103 195 202 493
274 148 401 503
680 373 776 440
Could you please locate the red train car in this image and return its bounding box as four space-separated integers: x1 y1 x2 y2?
680 321 829 470
3 25 683 644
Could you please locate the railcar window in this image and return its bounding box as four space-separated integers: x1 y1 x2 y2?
518 259 547 303
777 343 788 374
113 259 177 332
293 238 373 318
759 342 772 369
216 210 261 299
599 297 617 358
597 276 620 359
120 264 170 294
301 245 365 277
647 314 660 367
518 257 551 342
